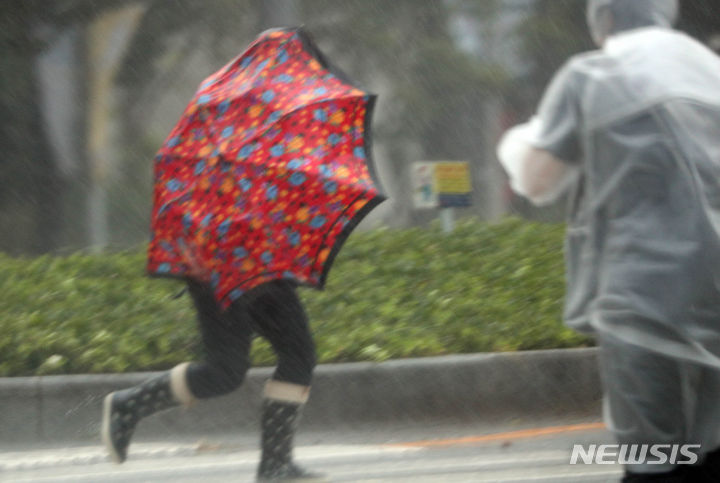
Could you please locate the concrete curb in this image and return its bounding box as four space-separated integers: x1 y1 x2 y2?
0 348 601 445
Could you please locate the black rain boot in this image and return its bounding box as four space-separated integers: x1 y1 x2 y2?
101 362 195 463
256 380 326 482
622 466 691 482
687 447 720 482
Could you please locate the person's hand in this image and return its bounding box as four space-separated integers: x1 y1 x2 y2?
176 238 212 282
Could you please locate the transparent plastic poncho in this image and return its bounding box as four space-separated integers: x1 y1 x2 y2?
533 25 720 367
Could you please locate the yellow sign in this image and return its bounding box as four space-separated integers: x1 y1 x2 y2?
435 162 471 193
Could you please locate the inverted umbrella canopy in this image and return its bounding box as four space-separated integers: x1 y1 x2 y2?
147 27 385 307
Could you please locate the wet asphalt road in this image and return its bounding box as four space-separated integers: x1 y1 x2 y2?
1 418 623 482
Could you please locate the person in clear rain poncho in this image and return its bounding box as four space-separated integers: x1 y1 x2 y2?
497 0 720 481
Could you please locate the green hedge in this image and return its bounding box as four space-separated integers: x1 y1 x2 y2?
0 218 591 376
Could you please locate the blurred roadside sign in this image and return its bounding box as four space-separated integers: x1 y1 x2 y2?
435 161 472 208
412 161 472 209
412 161 438 208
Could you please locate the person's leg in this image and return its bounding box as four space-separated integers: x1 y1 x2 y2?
597 333 694 482
247 281 322 481
250 282 316 387
684 365 720 481
102 281 254 463
184 280 254 398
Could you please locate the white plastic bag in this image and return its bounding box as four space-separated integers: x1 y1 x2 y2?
496 117 578 205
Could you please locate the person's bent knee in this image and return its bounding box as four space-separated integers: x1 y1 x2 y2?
274 349 316 387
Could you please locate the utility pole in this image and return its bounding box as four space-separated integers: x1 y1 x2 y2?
84 4 145 251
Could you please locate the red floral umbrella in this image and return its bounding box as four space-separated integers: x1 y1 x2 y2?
147 27 385 307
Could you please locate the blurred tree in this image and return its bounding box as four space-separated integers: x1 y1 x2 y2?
113 1 262 246
1 1 65 254
2 0 283 252
0 0 138 254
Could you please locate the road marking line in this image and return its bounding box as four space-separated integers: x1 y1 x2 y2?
0 443 421 473
389 422 607 448
6 450 617 483
345 469 622 483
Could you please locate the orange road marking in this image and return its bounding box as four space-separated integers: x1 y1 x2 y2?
390 422 607 448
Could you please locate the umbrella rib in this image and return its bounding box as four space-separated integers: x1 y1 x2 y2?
312 190 384 288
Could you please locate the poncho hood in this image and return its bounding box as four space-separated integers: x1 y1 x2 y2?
586 0 678 45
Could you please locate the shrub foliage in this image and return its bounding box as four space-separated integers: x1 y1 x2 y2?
0 218 591 376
